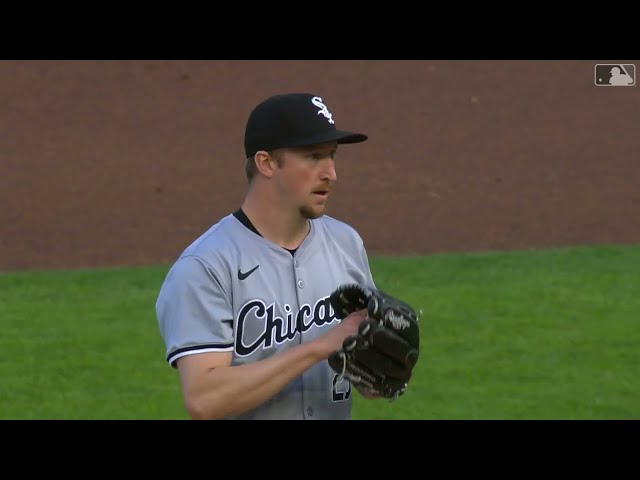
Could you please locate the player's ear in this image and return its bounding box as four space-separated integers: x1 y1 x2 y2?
254 150 280 178
253 151 272 178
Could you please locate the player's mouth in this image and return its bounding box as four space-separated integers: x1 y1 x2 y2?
313 190 329 199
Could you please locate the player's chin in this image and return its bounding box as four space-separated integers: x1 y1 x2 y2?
300 203 326 219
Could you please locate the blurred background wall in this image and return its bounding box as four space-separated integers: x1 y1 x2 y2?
1 60 638 271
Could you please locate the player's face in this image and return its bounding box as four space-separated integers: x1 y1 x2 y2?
276 142 338 219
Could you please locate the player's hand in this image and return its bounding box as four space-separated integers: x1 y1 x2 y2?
326 283 421 400
315 308 368 358
354 384 383 399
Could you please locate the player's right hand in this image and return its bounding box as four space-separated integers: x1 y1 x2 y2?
315 308 368 358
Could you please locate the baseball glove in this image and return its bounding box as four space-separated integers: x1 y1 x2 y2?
328 283 420 400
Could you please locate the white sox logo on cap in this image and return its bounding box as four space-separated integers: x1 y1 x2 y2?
311 96 334 124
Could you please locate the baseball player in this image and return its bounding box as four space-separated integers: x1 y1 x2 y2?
155 92 378 420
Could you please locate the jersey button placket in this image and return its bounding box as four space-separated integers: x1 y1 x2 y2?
294 256 308 418
295 259 303 289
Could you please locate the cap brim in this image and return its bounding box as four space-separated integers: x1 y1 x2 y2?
285 129 368 148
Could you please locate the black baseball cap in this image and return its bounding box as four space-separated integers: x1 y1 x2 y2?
244 93 368 158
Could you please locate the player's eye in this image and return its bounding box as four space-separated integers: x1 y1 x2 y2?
306 149 336 161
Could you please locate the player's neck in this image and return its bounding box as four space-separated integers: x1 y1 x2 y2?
241 188 310 250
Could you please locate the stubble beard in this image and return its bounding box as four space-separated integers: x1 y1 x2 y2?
299 204 324 220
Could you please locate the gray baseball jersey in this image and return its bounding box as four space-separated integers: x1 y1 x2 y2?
155 209 376 420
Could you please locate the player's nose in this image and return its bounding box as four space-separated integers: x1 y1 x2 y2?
321 159 337 182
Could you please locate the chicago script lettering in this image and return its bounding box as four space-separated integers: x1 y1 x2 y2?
235 297 338 356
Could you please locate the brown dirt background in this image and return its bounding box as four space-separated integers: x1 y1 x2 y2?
1 60 639 272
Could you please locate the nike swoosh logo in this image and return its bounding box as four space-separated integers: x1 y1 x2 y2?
238 265 260 280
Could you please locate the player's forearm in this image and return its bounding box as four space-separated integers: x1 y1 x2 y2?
185 340 328 420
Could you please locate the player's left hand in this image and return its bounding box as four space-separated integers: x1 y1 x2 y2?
327 283 421 400
354 384 383 399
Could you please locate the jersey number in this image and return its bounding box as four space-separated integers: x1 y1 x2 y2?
332 373 351 402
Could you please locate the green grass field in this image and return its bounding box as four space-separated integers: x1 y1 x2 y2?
1 244 638 420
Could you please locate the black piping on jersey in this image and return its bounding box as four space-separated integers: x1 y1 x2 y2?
233 208 298 257
233 208 261 237
168 343 234 367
